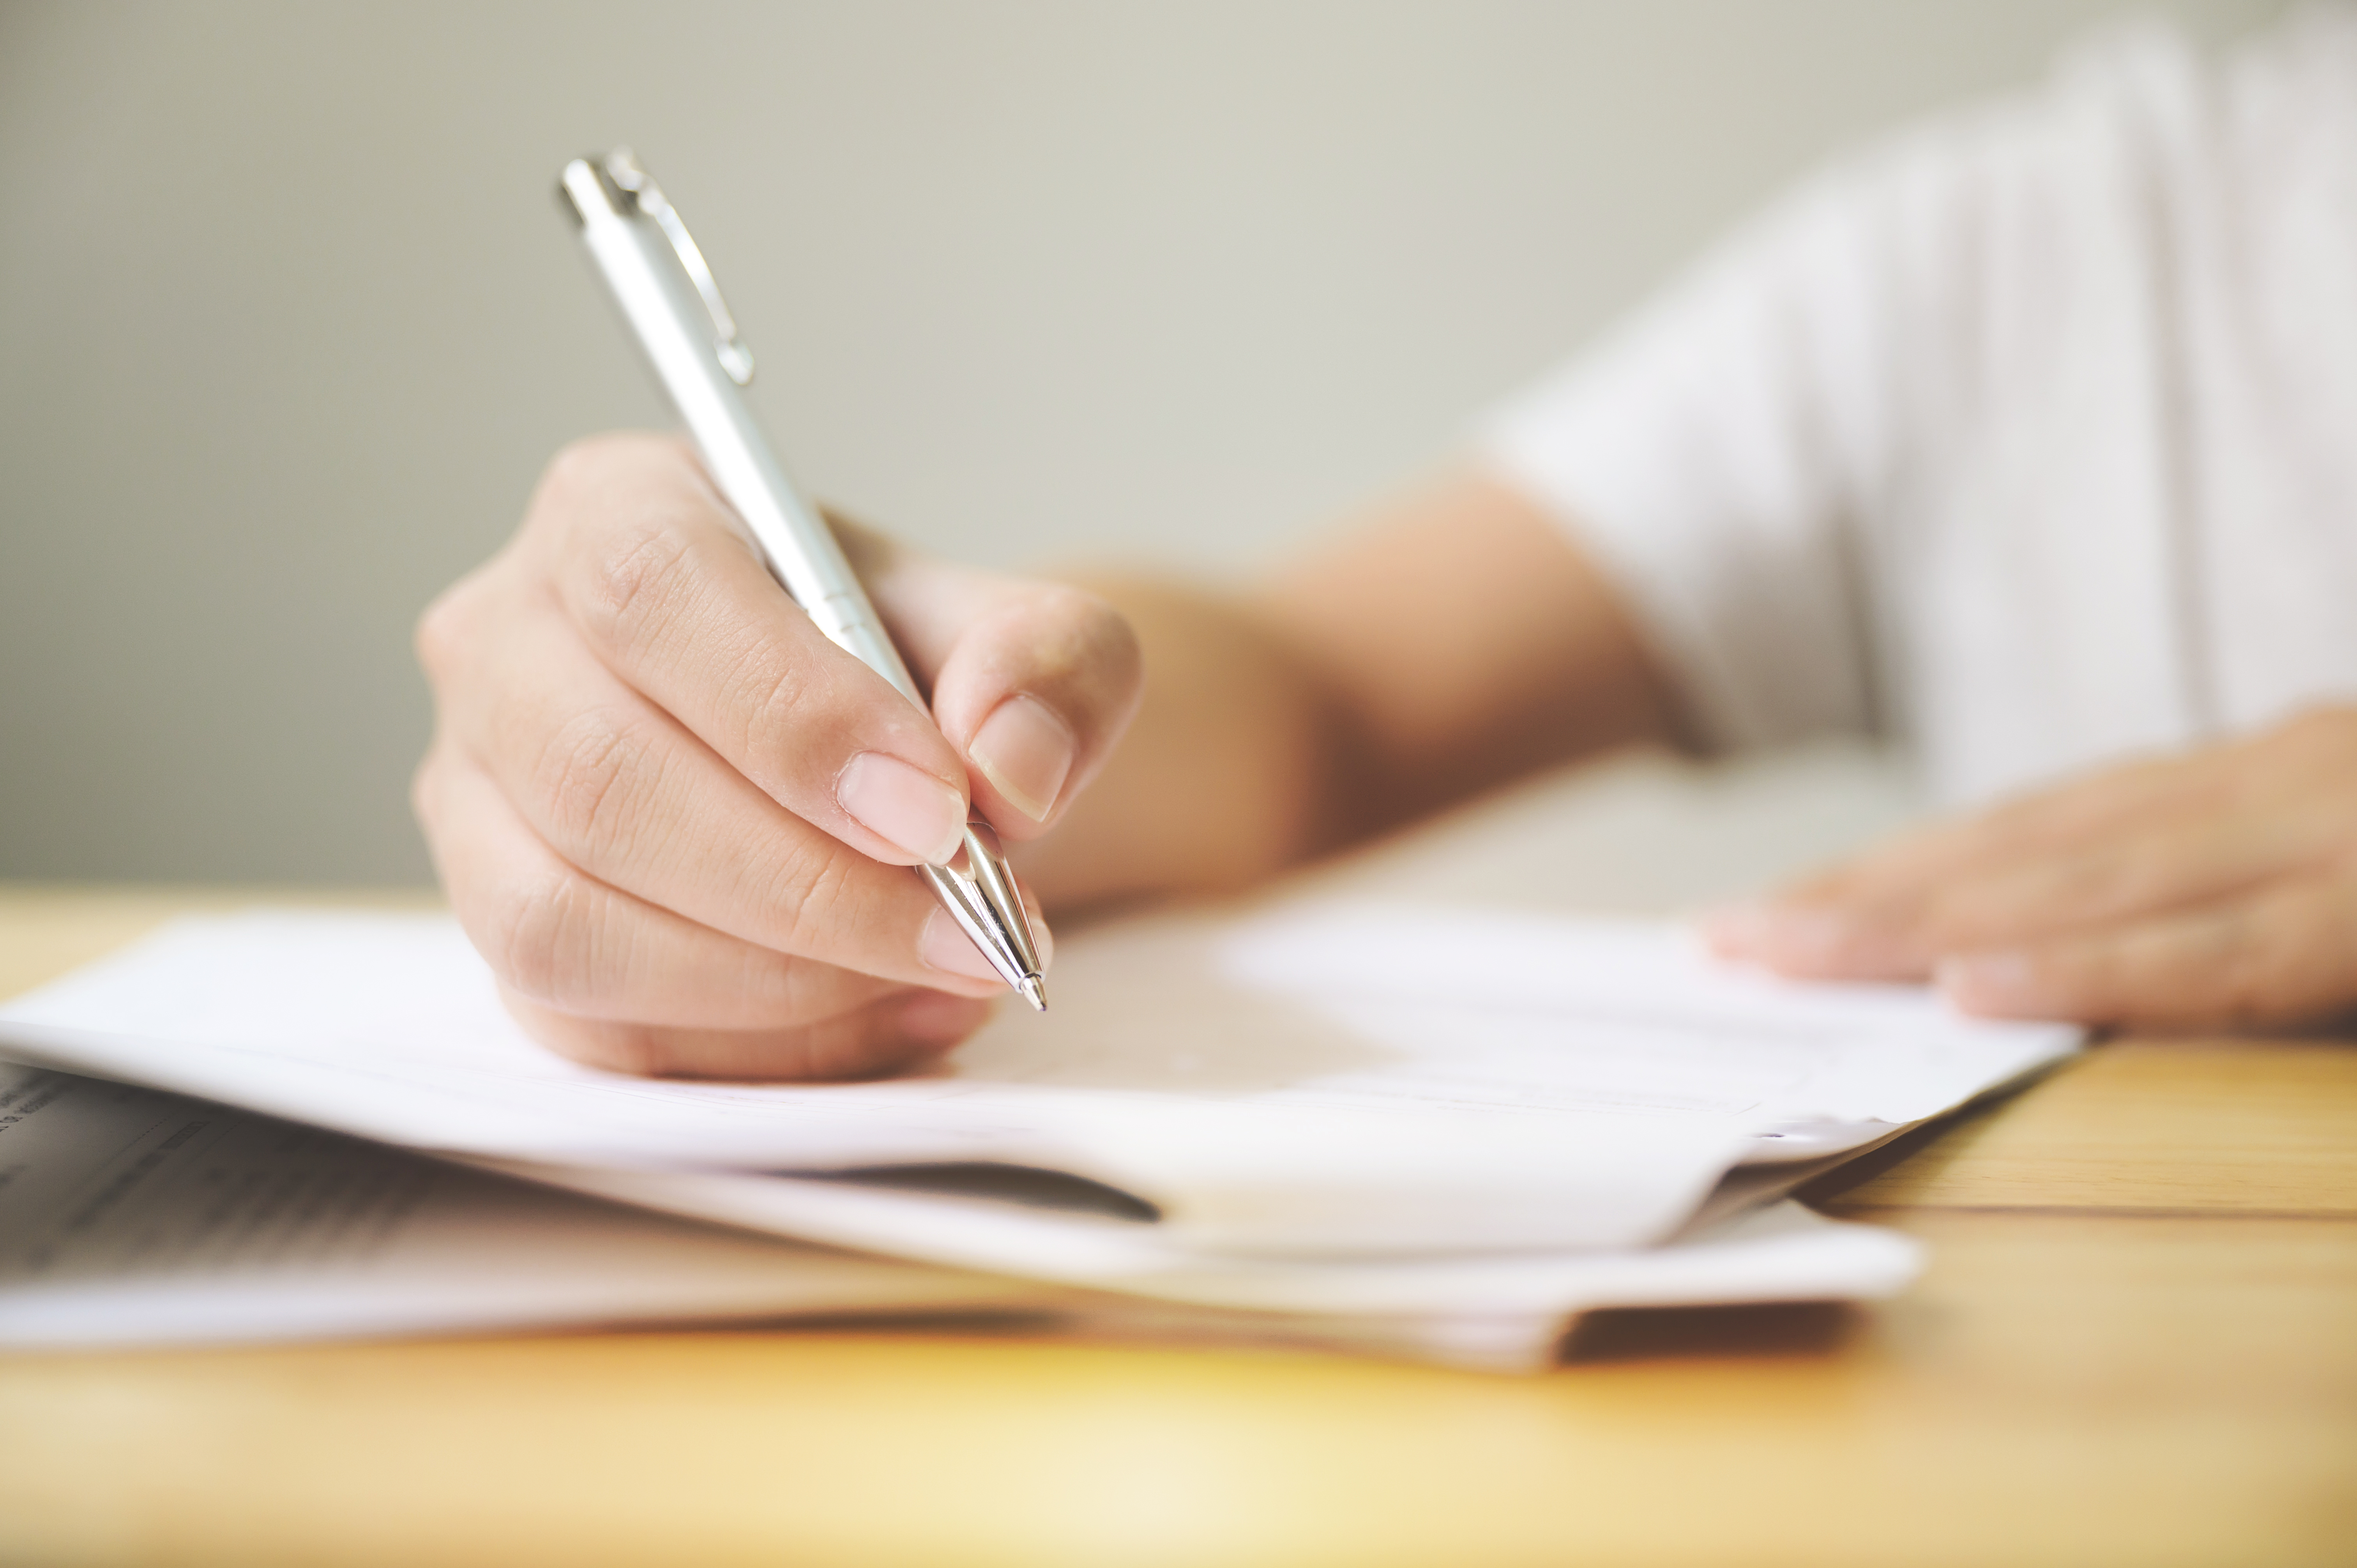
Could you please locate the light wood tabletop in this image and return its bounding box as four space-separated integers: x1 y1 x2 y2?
3 755 2353 1568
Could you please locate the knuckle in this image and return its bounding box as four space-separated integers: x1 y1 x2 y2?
770 841 872 961
487 872 603 1009
1034 585 1140 680
577 514 698 664
535 433 640 514
530 706 661 864
1074 586 1143 665
727 636 839 764
413 580 480 684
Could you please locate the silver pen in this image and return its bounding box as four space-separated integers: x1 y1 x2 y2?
558 148 1046 1011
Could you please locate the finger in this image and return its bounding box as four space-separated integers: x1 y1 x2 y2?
1707 747 2263 979
531 434 975 869
1796 744 2224 909
1895 806 2330 957
500 985 994 1082
823 513 1145 841
1937 871 2357 1030
1722 804 2324 982
432 593 1010 998
909 591 1141 842
415 740 918 1034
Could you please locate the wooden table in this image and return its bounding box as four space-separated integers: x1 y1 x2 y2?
3 856 2353 1565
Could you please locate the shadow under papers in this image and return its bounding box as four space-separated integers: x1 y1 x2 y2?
1792 1059 2074 1213
1558 1300 1864 1364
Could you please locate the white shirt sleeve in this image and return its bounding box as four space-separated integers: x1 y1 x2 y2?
1479 153 1925 752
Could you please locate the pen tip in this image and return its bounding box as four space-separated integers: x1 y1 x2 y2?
1018 975 1047 1012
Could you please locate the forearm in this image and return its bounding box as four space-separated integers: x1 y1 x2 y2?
1256 470 1686 828
1019 470 1686 913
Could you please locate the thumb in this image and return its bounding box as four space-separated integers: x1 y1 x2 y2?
926 580 1144 841
824 513 1145 843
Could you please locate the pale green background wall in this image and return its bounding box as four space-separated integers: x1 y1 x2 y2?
0 0 2285 884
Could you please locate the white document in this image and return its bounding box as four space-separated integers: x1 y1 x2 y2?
0 902 2077 1255
0 1061 1915 1372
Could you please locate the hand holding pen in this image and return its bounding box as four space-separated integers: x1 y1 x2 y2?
411 152 1142 1080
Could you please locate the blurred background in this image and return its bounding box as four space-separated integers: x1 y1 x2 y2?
0 0 2287 886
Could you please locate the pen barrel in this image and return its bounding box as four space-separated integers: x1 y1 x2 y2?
562 153 1042 1001
700 425 924 709
561 159 927 712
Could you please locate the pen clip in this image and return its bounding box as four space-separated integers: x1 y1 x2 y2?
602 147 756 386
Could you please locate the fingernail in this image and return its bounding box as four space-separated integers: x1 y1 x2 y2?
898 989 992 1047
966 696 1076 824
921 906 1009 984
836 752 968 865
1938 951 2042 1014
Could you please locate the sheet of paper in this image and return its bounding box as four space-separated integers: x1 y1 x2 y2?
493 1157 1922 1323
1215 903 2076 1125
0 1063 1043 1349
0 904 2075 1254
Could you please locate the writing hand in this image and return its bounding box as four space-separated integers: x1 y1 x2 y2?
412 433 1141 1078
1707 708 2357 1029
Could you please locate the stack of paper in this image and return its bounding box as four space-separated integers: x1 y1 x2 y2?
0 901 2078 1370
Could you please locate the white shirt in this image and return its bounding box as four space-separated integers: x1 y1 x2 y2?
1482 7 2357 807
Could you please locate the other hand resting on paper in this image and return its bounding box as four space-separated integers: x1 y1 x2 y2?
1709 708 2357 1031
412 433 1143 1078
